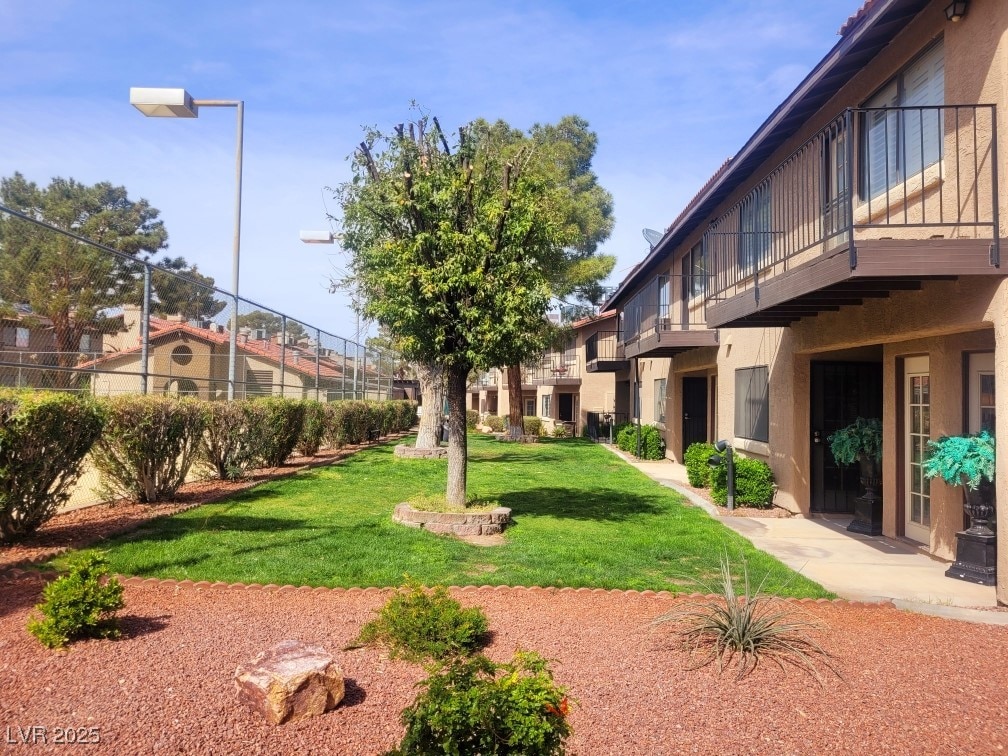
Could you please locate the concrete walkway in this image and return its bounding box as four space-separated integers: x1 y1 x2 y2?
608 447 1008 625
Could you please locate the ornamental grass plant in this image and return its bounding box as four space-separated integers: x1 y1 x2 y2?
653 554 840 683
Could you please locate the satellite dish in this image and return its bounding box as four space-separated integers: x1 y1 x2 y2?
642 228 663 249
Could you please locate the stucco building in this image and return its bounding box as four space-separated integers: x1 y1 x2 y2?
606 0 1008 601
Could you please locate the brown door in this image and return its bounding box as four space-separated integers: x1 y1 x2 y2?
682 377 708 455
810 361 882 513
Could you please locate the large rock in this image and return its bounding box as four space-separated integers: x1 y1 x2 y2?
235 640 345 725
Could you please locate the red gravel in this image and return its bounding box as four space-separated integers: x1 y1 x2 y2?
1 578 1006 755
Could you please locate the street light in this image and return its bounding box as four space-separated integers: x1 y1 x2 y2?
298 229 363 399
130 86 244 400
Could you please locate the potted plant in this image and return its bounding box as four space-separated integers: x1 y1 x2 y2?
922 431 996 585
828 417 883 536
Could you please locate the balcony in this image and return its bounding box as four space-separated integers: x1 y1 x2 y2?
528 358 580 386
704 105 1002 328
622 274 718 359
468 371 498 390
585 330 629 373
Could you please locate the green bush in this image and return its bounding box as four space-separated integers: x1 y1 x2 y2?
369 400 396 436
466 410 479 430
198 400 266 480
484 414 504 433
392 651 571 756
394 401 419 432
324 400 372 446
27 553 125 649
92 395 205 503
711 455 776 508
552 424 569 438
252 397 306 467
684 442 717 488
348 578 488 663
0 390 106 540
616 423 665 460
523 416 543 436
296 400 328 457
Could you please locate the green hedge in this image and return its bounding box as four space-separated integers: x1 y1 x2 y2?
92 396 206 503
466 410 479 430
616 423 665 460
484 415 504 433
711 455 776 508
252 397 306 467
296 400 328 457
325 401 372 446
0 390 106 540
199 400 268 480
684 442 717 487
523 416 543 436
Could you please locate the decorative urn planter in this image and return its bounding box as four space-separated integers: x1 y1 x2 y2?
922 432 997 586
829 418 884 537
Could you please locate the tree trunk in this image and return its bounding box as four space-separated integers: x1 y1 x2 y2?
415 361 445 449
505 363 525 439
445 365 469 509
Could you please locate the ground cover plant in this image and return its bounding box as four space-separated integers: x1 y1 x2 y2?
53 436 830 597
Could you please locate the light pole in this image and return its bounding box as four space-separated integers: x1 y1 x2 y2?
130 87 244 400
299 230 364 399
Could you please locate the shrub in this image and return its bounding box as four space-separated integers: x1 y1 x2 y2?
252 397 306 467
710 455 775 508
394 401 419 432
198 400 266 480
392 651 572 756
616 423 665 460
348 578 488 663
466 410 479 430
325 400 372 446
684 442 717 488
484 414 504 433
652 555 838 682
369 400 397 436
523 416 543 436
0 390 106 540
296 400 328 457
552 424 569 438
92 395 205 503
27 553 125 649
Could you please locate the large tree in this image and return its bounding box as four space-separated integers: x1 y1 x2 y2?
150 256 227 321
0 173 168 387
501 116 615 438
234 310 308 341
336 111 566 506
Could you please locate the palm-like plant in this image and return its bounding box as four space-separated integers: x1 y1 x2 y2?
828 417 882 466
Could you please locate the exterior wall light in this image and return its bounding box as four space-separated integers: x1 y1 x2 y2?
944 1 967 21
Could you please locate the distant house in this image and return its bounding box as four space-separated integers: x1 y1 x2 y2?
0 303 107 389
80 309 370 400
468 310 624 436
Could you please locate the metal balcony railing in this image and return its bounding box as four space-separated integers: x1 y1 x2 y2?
621 273 709 346
704 104 999 304
585 330 624 363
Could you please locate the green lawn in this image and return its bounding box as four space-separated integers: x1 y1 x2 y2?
61 435 831 597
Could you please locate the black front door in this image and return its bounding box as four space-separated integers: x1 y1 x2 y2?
810 361 882 513
558 393 574 423
682 377 708 455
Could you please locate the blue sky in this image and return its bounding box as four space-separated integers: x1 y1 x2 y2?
0 0 859 341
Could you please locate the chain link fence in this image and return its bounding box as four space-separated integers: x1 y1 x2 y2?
0 205 401 402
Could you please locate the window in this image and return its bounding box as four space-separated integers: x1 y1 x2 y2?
738 186 771 273
657 275 670 324
525 398 536 417
654 378 667 425
245 368 273 397
541 393 551 418
15 327 29 348
171 345 193 365
681 242 706 300
862 40 944 198
79 334 92 353
734 366 769 442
